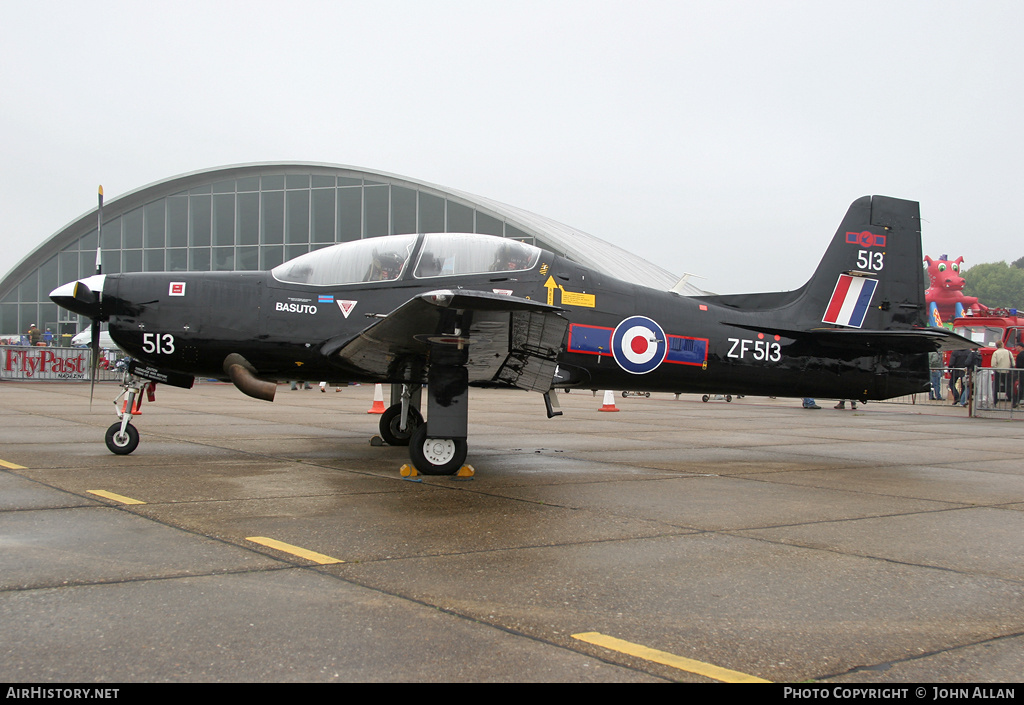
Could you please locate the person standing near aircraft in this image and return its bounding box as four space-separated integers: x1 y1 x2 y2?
949 348 968 405
802 398 820 409
992 340 1013 403
966 347 982 405
945 349 987 407
1013 346 1024 408
928 350 943 400
27 324 41 346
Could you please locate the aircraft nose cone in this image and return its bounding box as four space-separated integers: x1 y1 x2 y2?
50 274 106 319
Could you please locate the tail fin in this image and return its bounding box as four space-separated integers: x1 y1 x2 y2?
699 196 925 331
792 195 924 330
699 196 975 353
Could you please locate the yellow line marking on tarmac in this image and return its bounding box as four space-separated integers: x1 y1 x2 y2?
571 632 771 683
0 458 27 469
87 490 147 505
246 536 344 565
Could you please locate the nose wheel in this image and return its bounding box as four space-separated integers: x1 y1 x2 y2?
105 421 140 455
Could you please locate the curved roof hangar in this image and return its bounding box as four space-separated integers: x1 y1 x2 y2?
0 162 696 337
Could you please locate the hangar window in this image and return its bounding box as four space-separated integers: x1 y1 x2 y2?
237 193 260 246
144 201 165 248
413 233 540 278
447 201 473 232
272 233 418 286
419 193 444 232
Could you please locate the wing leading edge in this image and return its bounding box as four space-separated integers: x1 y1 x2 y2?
321 290 568 392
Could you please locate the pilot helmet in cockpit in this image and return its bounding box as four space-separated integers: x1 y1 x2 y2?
368 248 405 281
493 242 531 271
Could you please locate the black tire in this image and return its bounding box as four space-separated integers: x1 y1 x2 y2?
409 424 467 476
379 404 423 446
702 395 710 403
105 422 139 455
725 395 733 402
645 392 650 398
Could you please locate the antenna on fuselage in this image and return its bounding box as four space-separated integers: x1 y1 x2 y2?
670 272 706 295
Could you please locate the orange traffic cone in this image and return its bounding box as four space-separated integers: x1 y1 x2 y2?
598 390 620 412
367 384 386 414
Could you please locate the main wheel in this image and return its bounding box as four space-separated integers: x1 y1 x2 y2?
702 395 710 403
409 424 468 476
379 404 423 446
105 422 140 455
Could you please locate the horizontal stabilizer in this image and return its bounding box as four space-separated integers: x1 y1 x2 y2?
805 327 976 354
725 322 975 354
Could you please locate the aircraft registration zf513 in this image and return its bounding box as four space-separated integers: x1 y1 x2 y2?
52 195 972 475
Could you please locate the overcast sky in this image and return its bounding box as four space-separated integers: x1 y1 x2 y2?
2 0 1022 293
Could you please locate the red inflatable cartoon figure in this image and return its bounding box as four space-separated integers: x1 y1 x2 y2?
924 255 988 321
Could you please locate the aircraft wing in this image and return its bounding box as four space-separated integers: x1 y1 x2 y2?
321 290 568 392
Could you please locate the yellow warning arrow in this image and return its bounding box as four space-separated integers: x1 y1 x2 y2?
544 276 596 308
544 276 558 306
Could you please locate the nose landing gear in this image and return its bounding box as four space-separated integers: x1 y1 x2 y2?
99 361 193 455
104 377 152 455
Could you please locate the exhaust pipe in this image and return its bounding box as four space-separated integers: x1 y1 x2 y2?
223 353 277 402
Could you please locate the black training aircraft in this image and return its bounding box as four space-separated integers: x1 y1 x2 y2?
51 194 972 474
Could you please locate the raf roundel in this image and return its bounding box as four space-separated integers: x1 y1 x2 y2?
612 315 668 374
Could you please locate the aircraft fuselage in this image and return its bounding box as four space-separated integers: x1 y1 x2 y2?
97 247 925 401
53 197 968 470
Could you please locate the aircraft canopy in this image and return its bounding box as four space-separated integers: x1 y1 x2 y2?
272 233 541 287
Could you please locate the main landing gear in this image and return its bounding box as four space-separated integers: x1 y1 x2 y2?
408 424 468 475
380 351 471 476
378 402 423 446
406 376 469 474
377 382 466 475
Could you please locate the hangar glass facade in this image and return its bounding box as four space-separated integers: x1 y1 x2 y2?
0 166 540 342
